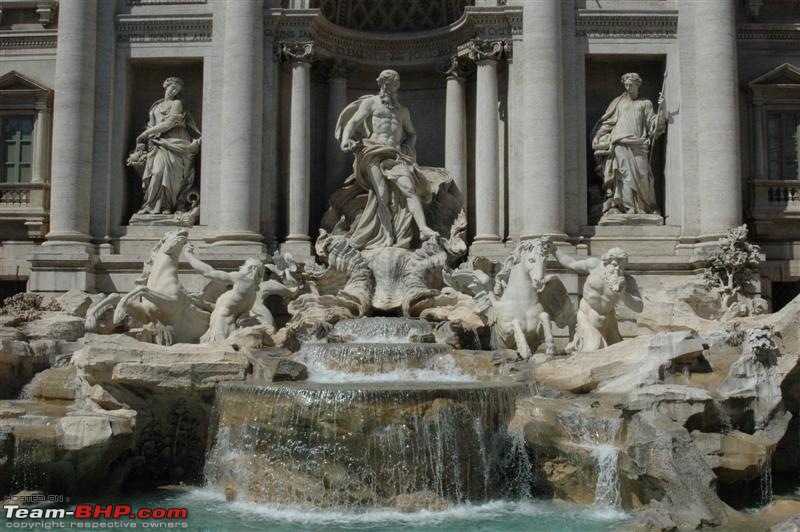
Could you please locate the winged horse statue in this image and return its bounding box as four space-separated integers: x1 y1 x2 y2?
444 238 574 359
85 228 211 345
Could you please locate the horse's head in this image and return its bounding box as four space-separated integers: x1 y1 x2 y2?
161 228 189 257
514 237 555 292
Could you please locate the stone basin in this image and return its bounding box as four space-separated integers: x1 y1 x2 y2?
294 342 452 374
205 381 533 509
329 317 434 343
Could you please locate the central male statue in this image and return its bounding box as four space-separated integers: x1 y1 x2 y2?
336 69 438 250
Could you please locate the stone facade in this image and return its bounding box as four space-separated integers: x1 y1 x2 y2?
0 0 798 310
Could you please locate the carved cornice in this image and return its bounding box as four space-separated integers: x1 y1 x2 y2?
464 6 522 41
576 11 677 39
116 15 212 44
737 24 800 41
463 38 508 64
266 5 521 67
0 30 57 49
276 41 315 63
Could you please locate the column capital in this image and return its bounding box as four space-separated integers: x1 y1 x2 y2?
277 41 315 64
439 55 472 81
463 39 509 65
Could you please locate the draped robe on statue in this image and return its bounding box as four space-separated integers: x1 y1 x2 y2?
138 99 201 215
335 96 433 250
592 94 665 218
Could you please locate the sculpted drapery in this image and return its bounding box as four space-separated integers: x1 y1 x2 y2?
336 70 438 251
592 73 666 221
129 77 201 217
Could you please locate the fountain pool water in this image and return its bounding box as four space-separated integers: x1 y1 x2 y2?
0 490 629 531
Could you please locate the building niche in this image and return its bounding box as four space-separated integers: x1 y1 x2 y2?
584 55 667 226
123 59 203 226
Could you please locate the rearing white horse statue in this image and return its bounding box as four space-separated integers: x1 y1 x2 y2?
85 229 210 345
445 238 573 359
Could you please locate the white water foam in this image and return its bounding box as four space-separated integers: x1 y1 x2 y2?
588 444 622 508
300 353 476 383
186 488 628 527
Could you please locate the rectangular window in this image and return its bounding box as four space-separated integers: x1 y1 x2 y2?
767 111 800 180
1 115 34 183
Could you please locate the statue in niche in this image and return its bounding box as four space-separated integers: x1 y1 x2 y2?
127 76 202 226
554 247 643 352
592 72 666 225
336 69 439 249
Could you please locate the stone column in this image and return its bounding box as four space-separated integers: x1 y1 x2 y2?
213 0 264 251
470 40 505 253
521 0 565 240
31 104 51 185
45 0 97 245
695 0 741 237
443 56 469 201
280 42 314 259
325 61 350 202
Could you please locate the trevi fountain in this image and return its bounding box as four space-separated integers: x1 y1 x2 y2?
1 1 800 531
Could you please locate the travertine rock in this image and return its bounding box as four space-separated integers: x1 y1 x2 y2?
535 331 706 394
26 367 78 401
717 324 798 438
0 339 48 398
691 430 776 484
248 350 308 383
53 289 99 318
625 384 713 427
22 313 85 342
620 411 733 528
0 401 135 495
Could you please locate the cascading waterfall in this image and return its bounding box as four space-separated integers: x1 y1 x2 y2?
205 382 532 508
204 317 534 510
557 410 623 508
591 444 621 507
330 317 435 344
293 318 474 383
296 343 452 374
760 447 773 506
712 401 734 433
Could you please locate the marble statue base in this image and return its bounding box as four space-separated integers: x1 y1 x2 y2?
598 213 663 226
129 207 200 227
